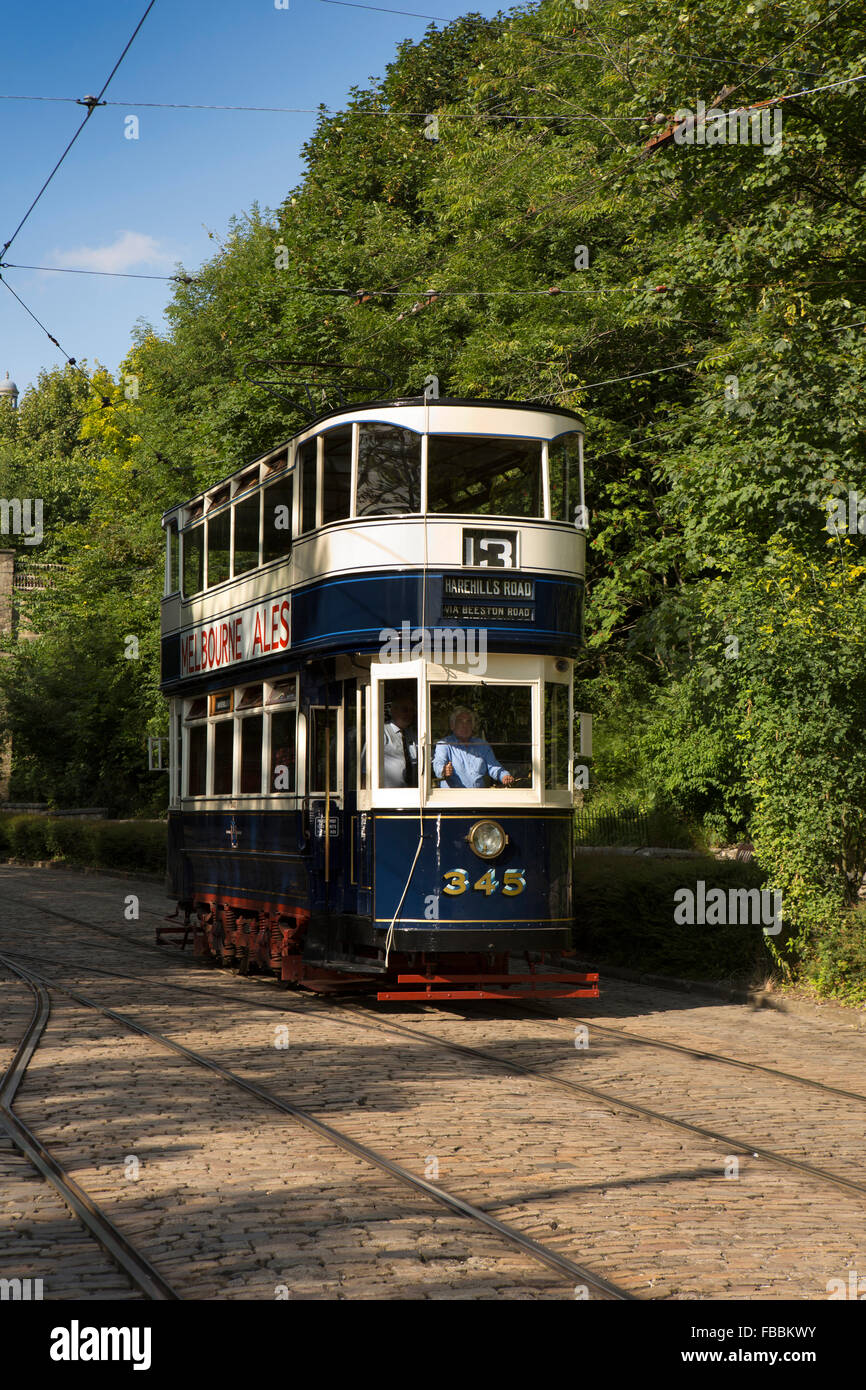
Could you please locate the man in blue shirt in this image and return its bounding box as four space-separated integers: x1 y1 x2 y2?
433 707 515 788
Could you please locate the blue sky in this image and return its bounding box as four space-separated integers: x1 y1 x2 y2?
0 0 508 394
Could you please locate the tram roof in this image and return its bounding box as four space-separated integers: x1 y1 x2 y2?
161 396 584 525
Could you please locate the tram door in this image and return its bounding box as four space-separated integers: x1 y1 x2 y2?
305 680 346 919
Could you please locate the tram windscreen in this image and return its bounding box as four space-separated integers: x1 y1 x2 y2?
356 425 421 516
262 475 293 562
183 525 204 596
430 685 533 787
427 438 542 517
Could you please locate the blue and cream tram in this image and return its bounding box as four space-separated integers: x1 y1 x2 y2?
159 397 598 1000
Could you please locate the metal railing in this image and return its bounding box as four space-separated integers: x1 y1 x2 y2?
12 563 63 591
574 808 651 846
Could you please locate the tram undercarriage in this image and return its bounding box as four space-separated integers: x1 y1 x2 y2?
157 901 598 1001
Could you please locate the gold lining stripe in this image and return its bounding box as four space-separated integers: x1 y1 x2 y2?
373 916 572 925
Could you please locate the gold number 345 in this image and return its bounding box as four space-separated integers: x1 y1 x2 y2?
442 869 526 896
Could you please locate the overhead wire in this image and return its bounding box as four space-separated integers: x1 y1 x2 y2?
0 0 158 259
3 2 860 419
3 66 862 116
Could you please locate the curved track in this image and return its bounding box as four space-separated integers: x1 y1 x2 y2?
4 889 863 1108
0 953 179 1300
7 933 866 1207
0 947 633 1301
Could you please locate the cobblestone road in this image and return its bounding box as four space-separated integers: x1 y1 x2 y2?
1 866 864 1301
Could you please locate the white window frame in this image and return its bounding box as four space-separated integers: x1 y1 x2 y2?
425 663 541 809
370 658 426 808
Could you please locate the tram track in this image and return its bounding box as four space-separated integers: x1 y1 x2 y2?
0 947 633 1301
5 916 866 1209
0 954 179 1300
4 887 864 1108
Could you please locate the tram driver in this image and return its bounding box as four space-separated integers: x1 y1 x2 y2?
433 707 515 789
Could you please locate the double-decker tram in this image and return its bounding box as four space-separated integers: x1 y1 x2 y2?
159 397 598 1001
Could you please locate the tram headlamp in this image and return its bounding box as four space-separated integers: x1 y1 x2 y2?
467 820 508 859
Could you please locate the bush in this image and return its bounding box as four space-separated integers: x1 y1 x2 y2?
799 908 866 1008
0 815 166 876
0 815 52 862
573 852 774 982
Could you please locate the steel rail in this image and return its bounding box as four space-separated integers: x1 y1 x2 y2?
4 888 865 1106
0 953 179 1300
6 942 866 1210
0 951 633 1301
529 1007 866 1105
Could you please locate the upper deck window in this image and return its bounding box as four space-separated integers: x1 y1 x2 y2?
166 522 180 596
427 437 542 518
548 432 583 525
356 424 421 516
322 426 352 525
233 493 260 577
183 525 204 596
299 437 317 534
207 508 231 587
263 473 293 563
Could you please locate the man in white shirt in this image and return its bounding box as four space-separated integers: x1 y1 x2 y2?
382 688 418 788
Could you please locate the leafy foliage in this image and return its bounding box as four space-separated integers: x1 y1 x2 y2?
1 0 864 988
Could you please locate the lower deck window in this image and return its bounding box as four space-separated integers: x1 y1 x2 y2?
187 724 206 796
240 715 263 794
213 721 234 795
270 709 296 792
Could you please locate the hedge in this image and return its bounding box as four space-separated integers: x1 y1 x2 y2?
0 815 167 876
573 852 774 982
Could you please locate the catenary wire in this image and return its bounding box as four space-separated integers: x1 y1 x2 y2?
0 1 158 259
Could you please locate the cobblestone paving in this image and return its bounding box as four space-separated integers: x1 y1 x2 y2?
0 866 864 1301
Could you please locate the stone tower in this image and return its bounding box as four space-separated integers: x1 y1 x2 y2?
0 373 19 409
